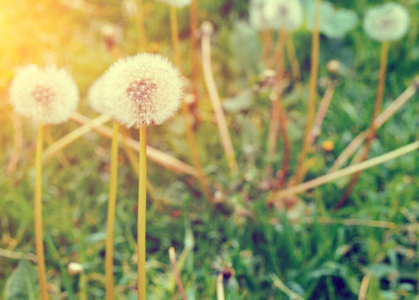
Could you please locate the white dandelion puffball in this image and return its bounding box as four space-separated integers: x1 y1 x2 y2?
103 53 183 127
249 0 270 30
87 74 109 115
9 65 79 125
156 0 191 8
263 0 303 31
363 3 410 42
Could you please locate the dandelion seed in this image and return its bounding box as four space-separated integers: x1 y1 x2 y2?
9 64 79 124
156 0 191 8
363 3 409 42
104 53 183 127
263 0 303 31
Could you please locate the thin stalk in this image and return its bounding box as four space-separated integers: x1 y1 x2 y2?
105 122 119 300
358 274 371 300
190 0 200 116
267 29 287 158
268 29 290 188
170 5 181 68
309 82 336 144
70 112 197 177
276 140 419 199
291 0 321 185
168 247 187 300
137 126 147 300
44 114 113 161
201 23 238 173
335 41 390 210
216 272 225 300
121 127 140 178
35 124 48 300
170 4 212 202
136 0 148 51
44 129 70 168
285 35 301 86
330 82 418 172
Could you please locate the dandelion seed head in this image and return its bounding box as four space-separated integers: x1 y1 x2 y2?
103 53 182 127
263 0 303 31
364 3 409 42
9 64 79 125
87 74 110 115
249 0 271 30
156 0 191 8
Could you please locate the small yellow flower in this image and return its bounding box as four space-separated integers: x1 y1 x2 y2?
322 140 335 152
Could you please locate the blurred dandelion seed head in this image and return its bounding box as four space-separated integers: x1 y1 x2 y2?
156 0 191 8
104 53 182 127
264 0 303 31
9 64 79 125
87 74 109 115
364 3 409 42
249 0 270 30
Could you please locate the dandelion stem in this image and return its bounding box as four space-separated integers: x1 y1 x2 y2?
335 41 390 210
138 126 147 300
170 4 212 201
330 81 418 172
268 29 290 188
34 124 48 300
105 122 119 300
291 0 321 186
276 140 419 199
286 35 301 86
201 23 238 173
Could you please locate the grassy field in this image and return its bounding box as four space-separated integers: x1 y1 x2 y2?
1 0 419 299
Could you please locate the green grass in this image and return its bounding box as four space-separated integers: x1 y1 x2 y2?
1 0 419 299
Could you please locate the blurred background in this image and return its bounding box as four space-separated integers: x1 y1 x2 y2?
1 0 419 299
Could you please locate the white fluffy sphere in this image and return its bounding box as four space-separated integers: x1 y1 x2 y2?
263 0 303 31
103 53 183 128
9 65 79 125
363 3 410 42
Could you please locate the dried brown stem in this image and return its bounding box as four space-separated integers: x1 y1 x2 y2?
201 22 238 173
335 41 389 210
70 112 197 177
276 141 419 199
169 247 188 300
189 0 200 119
291 0 321 186
309 82 336 144
330 82 418 172
170 5 213 202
